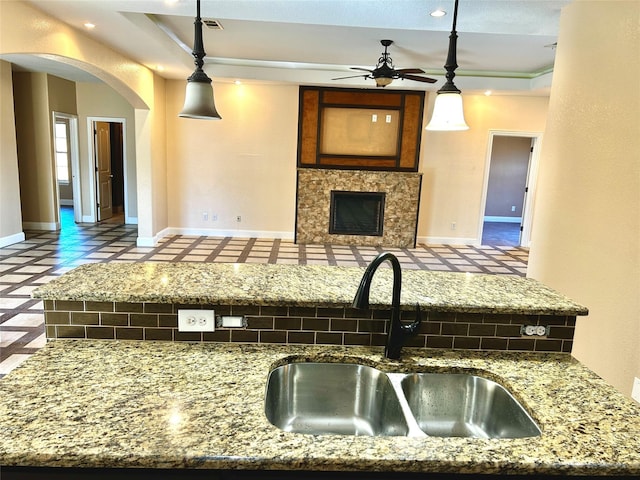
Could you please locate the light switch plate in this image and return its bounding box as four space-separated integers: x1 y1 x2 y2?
632 377 640 404
220 315 246 328
178 309 215 332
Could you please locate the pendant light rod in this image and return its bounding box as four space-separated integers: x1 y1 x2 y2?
188 0 209 83
439 0 461 94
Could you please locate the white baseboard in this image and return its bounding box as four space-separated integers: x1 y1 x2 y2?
0 231 26 248
417 236 478 246
82 215 94 223
165 227 295 240
137 227 295 247
136 227 169 247
484 216 522 223
125 216 138 225
59 199 74 206
22 221 59 231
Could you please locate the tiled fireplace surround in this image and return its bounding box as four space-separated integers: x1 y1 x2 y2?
295 169 422 248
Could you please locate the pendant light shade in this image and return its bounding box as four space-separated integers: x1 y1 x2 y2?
180 78 221 119
179 0 221 120
426 92 468 131
426 0 468 131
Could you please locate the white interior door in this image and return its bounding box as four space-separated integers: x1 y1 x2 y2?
95 121 113 221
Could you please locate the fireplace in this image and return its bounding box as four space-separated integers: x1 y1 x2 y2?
329 191 385 236
296 169 422 247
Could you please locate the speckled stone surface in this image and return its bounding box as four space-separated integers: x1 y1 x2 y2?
0 340 638 475
32 262 588 316
296 169 422 247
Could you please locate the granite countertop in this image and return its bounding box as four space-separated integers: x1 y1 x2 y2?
1 340 639 475
32 262 588 316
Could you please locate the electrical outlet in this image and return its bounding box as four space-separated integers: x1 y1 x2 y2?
178 309 215 332
520 325 550 337
632 377 640 403
212 214 218 221
450 222 456 231
202 212 208 221
511 205 516 212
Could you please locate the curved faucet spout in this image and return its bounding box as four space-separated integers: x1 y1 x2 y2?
352 252 422 359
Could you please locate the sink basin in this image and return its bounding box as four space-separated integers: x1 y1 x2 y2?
265 362 540 438
264 363 409 436
400 373 541 438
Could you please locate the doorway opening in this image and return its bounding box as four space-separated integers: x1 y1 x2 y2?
89 118 126 225
478 132 542 247
52 112 81 227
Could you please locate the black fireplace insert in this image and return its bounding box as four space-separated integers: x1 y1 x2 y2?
329 191 385 236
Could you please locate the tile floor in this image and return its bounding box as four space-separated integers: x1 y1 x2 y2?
0 207 528 378
482 222 522 246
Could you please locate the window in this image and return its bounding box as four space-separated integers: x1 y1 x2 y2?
54 121 70 184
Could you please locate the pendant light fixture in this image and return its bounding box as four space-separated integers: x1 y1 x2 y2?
179 0 222 120
426 0 468 131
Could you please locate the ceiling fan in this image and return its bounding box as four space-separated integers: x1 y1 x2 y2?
333 39 437 88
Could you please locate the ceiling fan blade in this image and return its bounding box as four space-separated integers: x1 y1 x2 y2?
395 68 425 75
401 74 438 84
332 74 369 80
350 67 374 73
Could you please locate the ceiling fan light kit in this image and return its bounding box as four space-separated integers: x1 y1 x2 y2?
179 0 222 120
426 0 469 131
332 39 437 87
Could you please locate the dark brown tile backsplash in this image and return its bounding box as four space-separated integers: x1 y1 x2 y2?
43 300 576 354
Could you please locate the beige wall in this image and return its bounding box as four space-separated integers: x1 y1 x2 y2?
47 75 77 115
417 94 548 244
165 80 298 237
152 75 167 236
164 83 548 241
13 71 58 228
527 0 640 397
485 136 531 218
0 60 23 246
47 75 77 207
75 82 138 221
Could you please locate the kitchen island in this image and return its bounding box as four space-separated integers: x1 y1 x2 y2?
1 340 639 478
4 261 637 478
33 262 586 355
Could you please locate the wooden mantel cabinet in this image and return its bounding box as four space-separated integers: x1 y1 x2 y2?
297 86 425 172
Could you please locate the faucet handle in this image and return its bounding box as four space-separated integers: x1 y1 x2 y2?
401 303 422 335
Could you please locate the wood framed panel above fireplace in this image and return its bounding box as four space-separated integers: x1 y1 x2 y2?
297 86 425 171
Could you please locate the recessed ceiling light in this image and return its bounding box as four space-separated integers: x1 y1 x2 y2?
156 65 165 72
84 22 95 29
234 80 242 85
430 9 447 17
484 90 492 96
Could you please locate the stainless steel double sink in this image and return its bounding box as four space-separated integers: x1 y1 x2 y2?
264 362 541 438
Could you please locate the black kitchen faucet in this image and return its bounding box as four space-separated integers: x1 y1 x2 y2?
352 252 422 359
